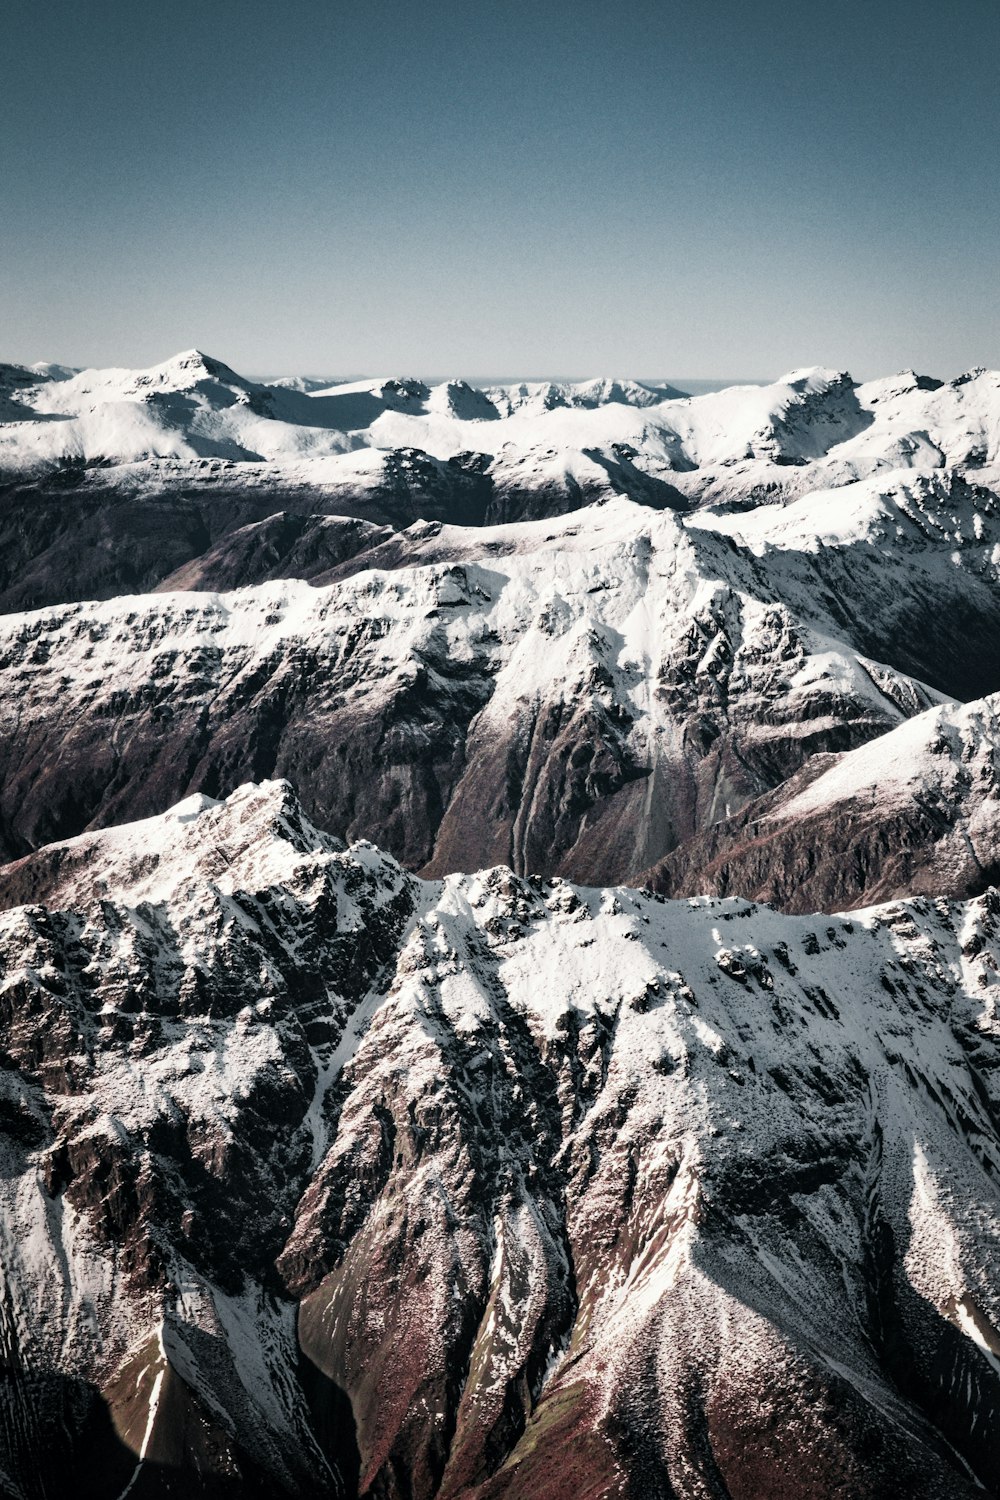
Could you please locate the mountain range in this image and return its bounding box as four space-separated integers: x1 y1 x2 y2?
1 351 999 1498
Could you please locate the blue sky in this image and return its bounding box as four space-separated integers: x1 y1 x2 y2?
2 0 998 379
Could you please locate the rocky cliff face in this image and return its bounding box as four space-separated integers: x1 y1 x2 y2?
1 784 1000 1498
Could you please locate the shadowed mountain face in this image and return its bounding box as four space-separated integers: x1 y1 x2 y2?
1 784 1000 1500
3 356 1000 1499
0 452 693 615
642 693 1000 912
0 457 488 615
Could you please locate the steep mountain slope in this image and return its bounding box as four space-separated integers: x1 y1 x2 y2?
3 354 999 903
1 783 1000 1499
5 348 1000 1500
3 350 1000 1500
1 455 998 895
0 499 948 882
689 467 1000 699
645 693 1000 912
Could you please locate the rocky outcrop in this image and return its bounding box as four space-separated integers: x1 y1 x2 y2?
1 783 1000 1497
690 468 1000 700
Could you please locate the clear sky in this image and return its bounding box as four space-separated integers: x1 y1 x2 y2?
2 0 998 380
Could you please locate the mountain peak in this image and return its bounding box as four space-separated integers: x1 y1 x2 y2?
149 347 245 384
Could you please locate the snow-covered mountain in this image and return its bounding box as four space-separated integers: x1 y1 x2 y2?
4 351 999 511
3 349 1000 1498
1 350 999 624
1 352 693 471
0 453 998 905
1 781 1000 1499
0 491 980 888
